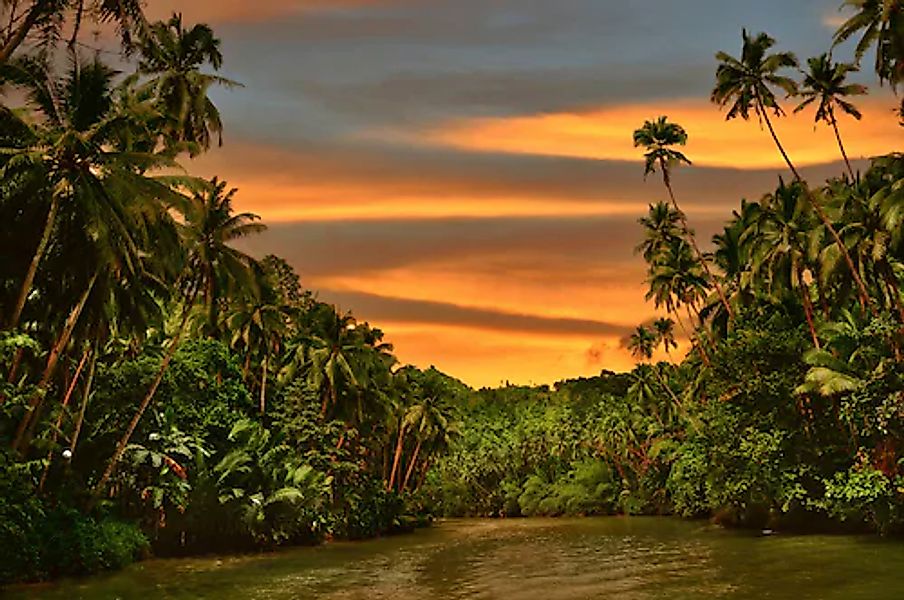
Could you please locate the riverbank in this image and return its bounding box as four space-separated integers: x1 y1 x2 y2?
8 517 904 599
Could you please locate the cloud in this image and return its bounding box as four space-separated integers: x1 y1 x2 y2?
821 10 848 30
140 0 890 387
393 97 898 170
190 136 870 224
317 289 634 337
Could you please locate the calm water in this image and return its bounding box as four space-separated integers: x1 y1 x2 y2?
8 518 904 599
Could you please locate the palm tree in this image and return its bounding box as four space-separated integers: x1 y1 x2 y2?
228 295 288 416
283 308 364 420
1 56 184 451
636 201 682 264
627 324 682 408
643 236 712 360
1 56 175 331
627 325 657 363
833 0 904 118
634 117 734 319
0 0 147 64
653 317 678 360
185 178 265 338
795 53 869 178
712 30 874 312
748 181 822 348
137 14 241 154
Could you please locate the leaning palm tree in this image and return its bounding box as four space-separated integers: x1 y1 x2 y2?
712 30 873 312
137 14 241 154
795 53 868 178
633 117 734 319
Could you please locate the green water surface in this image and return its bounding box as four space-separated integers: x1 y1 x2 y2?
7 518 903 599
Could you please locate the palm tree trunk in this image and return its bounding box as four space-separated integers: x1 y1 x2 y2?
653 365 682 410
8 195 59 330
91 289 198 504
416 460 431 491
661 169 734 321
797 267 821 349
12 273 96 452
38 346 90 492
756 99 873 313
401 438 423 492
387 423 406 491
259 356 267 416
0 1 42 64
67 0 85 50
829 107 855 180
70 337 98 454
5 347 23 384
673 307 710 366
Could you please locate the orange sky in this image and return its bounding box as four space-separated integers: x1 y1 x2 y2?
399 98 897 170
207 103 896 387
157 0 901 387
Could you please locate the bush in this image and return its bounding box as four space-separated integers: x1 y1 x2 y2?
819 467 903 534
0 494 148 584
41 510 149 577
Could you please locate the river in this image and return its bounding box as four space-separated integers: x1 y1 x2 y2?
8 517 904 599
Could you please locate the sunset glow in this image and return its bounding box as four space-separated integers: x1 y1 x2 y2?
401 98 898 170
167 0 900 386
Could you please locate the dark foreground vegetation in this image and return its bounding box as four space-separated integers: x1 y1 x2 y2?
1 0 903 588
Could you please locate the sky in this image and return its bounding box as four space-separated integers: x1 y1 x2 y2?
143 0 899 387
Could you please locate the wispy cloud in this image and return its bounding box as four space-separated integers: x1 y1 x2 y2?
389 97 897 170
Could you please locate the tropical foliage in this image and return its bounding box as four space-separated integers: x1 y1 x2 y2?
0 6 458 584
1 0 904 587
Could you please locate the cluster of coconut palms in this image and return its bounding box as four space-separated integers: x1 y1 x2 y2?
631 7 904 369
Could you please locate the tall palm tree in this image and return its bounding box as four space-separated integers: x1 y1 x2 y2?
1 56 175 331
633 117 734 319
137 14 241 154
712 30 874 312
795 53 869 178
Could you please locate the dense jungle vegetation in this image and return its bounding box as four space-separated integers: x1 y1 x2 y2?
1 0 903 587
